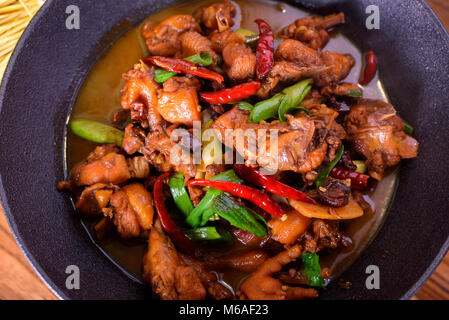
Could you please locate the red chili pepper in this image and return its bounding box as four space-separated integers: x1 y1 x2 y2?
330 166 369 190
199 81 261 104
254 19 274 80
187 179 285 218
144 56 224 83
233 164 317 204
153 173 196 252
359 50 377 85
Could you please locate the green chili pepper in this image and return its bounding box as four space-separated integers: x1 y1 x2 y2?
346 88 363 98
278 79 312 121
314 145 344 188
211 193 267 237
403 121 413 135
302 253 325 288
186 169 243 227
184 226 233 242
169 173 194 217
237 101 254 112
154 52 213 83
70 119 124 146
249 93 284 123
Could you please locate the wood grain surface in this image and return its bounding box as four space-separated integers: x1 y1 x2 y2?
0 0 448 300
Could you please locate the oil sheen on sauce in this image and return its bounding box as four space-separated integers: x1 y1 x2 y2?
67 0 398 286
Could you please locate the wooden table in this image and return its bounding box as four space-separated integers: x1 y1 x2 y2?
0 0 448 300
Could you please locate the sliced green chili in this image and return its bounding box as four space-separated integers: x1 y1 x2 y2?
211 193 268 237
185 169 243 227
70 119 124 146
346 88 363 98
249 93 284 123
278 79 312 122
169 173 194 217
184 226 233 242
314 145 344 188
237 101 254 112
302 253 325 288
403 121 413 135
353 160 367 174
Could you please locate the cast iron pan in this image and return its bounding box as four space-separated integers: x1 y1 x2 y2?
0 0 448 300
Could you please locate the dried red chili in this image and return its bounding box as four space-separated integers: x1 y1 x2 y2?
153 173 196 252
199 81 261 104
187 179 285 218
330 166 369 190
233 164 317 204
254 19 274 80
144 56 224 83
359 50 377 85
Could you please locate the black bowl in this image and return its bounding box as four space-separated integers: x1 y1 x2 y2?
0 0 448 300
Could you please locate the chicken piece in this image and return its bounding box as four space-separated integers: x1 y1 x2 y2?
193 1 236 33
257 39 354 98
157 76 201 126
142 14 200 56
74 183 117 216
320 82 360 97
229 226 271 248
122 123 146 155
301 219 350 253
180 254 234 300
239 244 318 300
107 190 141 238
222 43 256 83
143 126 197 179
205 250 270 272
346 99 418 180
127 156 150 179
279 13 345 49
71 148 131 187
212 106 325 173
122 183 154 230
121 62 163 130
209 29 245 53
142 219 206 300
269 209 312 244
180 31 218 63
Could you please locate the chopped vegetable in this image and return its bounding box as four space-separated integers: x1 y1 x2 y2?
314 145 344 188
70 119 124 146
278 78 313 121
211 193 268 237
153 52 213 83
289 196 364 220
249 92 284 123
254 19 274 80
184 226 233 242
188 179 285 218
144 56 224 83
302 253 325 288
237 101 254 112
352 160 367 174
359 50 377 85
330 166 369 190
153 173 196 253
199 81 261 104
346 88 363 98
249 79 312 123
169 173 194 217
185 169 243 227
233 164 316 204
403 121 413 135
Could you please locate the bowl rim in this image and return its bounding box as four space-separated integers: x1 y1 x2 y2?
1 0 448 300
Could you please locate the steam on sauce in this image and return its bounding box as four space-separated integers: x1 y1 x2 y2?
67 0 398 286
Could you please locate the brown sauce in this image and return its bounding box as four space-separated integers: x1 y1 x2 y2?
66 0 398 287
